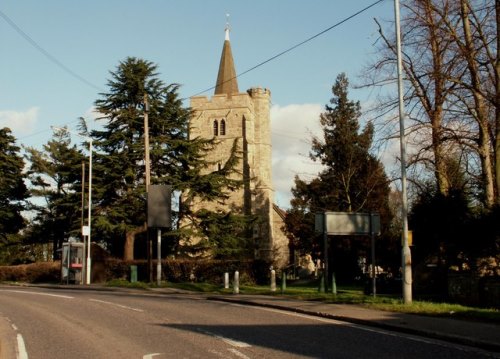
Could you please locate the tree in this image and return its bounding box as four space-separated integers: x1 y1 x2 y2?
25 130 85 259
286 74 394 281
195 209 254 259
362 0 500 281
364 0 499 207
92 57 242 259
0 128 28 246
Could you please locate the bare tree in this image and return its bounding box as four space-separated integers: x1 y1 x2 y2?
362 0 498 207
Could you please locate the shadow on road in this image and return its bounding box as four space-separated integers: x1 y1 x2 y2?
158 322 483 359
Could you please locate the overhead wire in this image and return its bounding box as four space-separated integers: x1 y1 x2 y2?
0 9 102 91
4 1 386 141
1 1 386 102
187 0 386 99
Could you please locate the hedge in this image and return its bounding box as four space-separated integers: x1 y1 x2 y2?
0 259 272 285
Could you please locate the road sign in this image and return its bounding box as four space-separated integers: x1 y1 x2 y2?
315 212 380 235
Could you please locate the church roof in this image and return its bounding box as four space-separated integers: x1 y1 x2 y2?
214 27 239 95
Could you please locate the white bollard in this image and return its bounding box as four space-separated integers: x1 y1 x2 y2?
224 272 229 289
233 271 239 294
270 269 276 292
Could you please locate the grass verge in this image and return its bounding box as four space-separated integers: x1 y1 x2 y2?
105 280 500 323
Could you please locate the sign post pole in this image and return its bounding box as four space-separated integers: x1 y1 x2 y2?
323 212 329 293
370 213 376 297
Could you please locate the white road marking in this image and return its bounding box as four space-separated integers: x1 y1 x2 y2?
11 323 18 331
1 290 73 299
227 348 251 359
143 353 162 358
89 298 144 312
198 329 251 348
16 333 28 359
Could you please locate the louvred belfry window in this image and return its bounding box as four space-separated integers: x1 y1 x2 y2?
220 119 226 135
213 120 219 136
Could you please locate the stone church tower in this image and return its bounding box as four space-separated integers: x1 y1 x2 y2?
189 26 289 267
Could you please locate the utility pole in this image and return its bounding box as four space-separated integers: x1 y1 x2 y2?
81 161 86 283
144 94 151 190
143 93 153 282
394 0 412 304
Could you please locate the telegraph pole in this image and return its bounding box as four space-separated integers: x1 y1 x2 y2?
144 94 153 282
394 0 412 303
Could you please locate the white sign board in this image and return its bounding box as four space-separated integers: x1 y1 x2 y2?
82 225 90 236
315 212 380 235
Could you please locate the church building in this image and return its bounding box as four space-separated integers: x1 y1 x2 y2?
189 25 289 268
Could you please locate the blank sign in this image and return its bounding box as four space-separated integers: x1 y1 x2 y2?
147 185 172 228
315 212 380 235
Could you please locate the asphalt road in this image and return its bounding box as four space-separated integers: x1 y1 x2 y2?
0 285 496 359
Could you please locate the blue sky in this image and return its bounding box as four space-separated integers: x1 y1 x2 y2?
1 0 396 208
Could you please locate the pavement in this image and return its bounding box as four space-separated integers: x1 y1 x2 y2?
9 283 500 354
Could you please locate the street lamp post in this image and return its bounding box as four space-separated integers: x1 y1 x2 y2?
394 0 412 303
52 126 93 285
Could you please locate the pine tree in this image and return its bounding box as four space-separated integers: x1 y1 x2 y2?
25 130 85 259
92 57 241 259
310 73 386 213
285 74 394 281
0 128 28 244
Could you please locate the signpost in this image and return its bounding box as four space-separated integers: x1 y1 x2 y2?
147 185 172 286
315 212 381 295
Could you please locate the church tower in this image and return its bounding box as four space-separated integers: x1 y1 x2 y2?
189 25 288 266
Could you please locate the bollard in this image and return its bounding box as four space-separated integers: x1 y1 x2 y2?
224 272 229 289
233 271 239 294
281 271 287 293
331 272 337 295
318 273 325 293
270 270 276 292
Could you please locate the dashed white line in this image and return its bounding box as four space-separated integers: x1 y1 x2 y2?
227 348 251 359
198 329 251 348
143 353 162 359
16 333 28 359
89 298 144 312
1 290 73 299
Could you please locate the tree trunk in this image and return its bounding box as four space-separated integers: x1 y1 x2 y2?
461 0 495 207
123 223 147 260
495 0 500 204
426 0 449 196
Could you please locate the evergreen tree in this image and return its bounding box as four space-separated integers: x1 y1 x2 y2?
92 57 241 259
0 128 28 245
25 130 85 259
285 74 394 281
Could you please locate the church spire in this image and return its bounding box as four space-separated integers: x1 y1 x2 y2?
215 16 239 95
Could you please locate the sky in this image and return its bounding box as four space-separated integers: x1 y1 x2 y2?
0 0 397 209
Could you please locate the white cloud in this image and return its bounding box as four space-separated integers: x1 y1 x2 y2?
0 107 39 135
271 103 324 209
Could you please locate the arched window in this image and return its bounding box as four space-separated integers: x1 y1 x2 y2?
213 120 219 136
220 119 226 136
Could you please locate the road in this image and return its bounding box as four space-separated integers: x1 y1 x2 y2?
0 285 496 358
